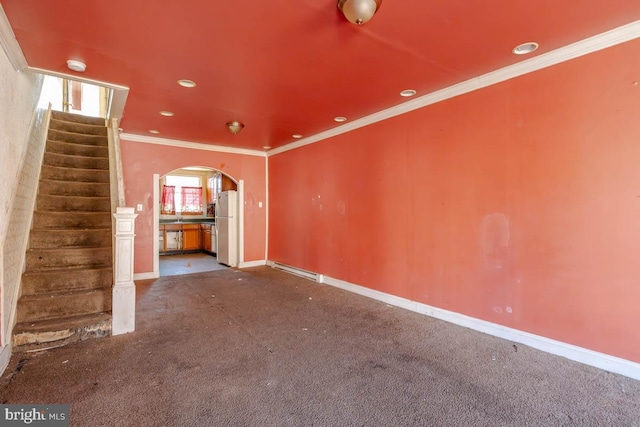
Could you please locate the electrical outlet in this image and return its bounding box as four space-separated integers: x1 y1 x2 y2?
258 202 263 208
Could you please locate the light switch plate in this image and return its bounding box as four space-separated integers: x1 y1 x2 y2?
136 204 143 211
258 202 263 208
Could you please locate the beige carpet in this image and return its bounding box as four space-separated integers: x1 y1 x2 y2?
1 266 638 426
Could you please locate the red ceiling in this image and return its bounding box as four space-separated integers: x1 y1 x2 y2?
2 0 640 150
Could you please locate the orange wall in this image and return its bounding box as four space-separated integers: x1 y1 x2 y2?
269 39 640 363
120 141 267 273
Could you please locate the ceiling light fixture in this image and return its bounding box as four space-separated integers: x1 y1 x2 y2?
263 146 271 150
400 89 417 97
149 129 160 134
292 134 303 139
337 0 382 25
334 116 347 122
226 121 244 135
512 42 539 55
160 111 174 117
177 79 196 88
66 59 86 72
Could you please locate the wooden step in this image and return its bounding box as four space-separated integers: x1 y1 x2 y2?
32 211 112 229
25 246 112 271
29 228 112 249
39 180 111 197
21 266 113 296
51 111 106 126
36 194 111 212
13 312 111 353
43 152 109 169
46 139 109 157
40 165 110 183
47 129 108 146
49 118 108 136
16 288 111 323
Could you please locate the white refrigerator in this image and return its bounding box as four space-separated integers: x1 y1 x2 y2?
216 190 238 267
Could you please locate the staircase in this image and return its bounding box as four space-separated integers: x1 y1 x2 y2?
13 111 113 351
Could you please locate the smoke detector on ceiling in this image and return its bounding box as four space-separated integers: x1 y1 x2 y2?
66 59 86 72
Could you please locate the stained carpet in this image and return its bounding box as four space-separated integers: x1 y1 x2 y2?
1 267 638 426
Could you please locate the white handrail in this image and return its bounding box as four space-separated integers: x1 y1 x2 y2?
107 117 126 210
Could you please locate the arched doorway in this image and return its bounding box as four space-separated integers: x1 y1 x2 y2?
154 166 239 277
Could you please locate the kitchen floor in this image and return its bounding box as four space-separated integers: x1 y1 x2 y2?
159 253 228 277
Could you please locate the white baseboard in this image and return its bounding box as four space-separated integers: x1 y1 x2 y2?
269 267 640 381
239 260 267 268
133 272 158 280
0 343 12 377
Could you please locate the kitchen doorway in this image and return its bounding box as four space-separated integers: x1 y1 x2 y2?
154 167 241 278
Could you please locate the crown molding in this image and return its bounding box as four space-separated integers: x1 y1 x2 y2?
269 19 640 157
0 4 27 71
121 133 267 158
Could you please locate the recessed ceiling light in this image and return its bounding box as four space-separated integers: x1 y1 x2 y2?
292 134 303 139
66 59 86 72
400 89 417 97
177 79 196 88
263 145 271 150
512 42 539 55
334 116 347 123
160 111 174 117
149 129 160 134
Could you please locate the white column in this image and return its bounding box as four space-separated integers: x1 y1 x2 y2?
112 207 138 335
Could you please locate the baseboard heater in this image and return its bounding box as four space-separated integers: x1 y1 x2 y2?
269 262 322 283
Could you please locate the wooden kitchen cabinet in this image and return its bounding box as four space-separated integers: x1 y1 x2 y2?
201 224 212 252
160 222 216 254
161 224 182 253
182 224 200 251
221 174 236 192
207 172 238 205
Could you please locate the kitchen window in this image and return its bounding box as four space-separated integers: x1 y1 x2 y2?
165 175 203 215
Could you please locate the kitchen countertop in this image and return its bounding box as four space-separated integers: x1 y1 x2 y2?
160 219 215 225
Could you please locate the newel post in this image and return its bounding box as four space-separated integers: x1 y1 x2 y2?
112 207 138 335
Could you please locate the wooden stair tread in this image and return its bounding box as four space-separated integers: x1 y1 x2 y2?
22 265 112 277
14 312 112 333
18 287 110 302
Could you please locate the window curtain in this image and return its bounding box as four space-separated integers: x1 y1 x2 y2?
181 186 203 215
161 185 175 215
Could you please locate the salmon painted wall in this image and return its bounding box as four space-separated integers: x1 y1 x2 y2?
120 141 267 273
269 39 640 363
